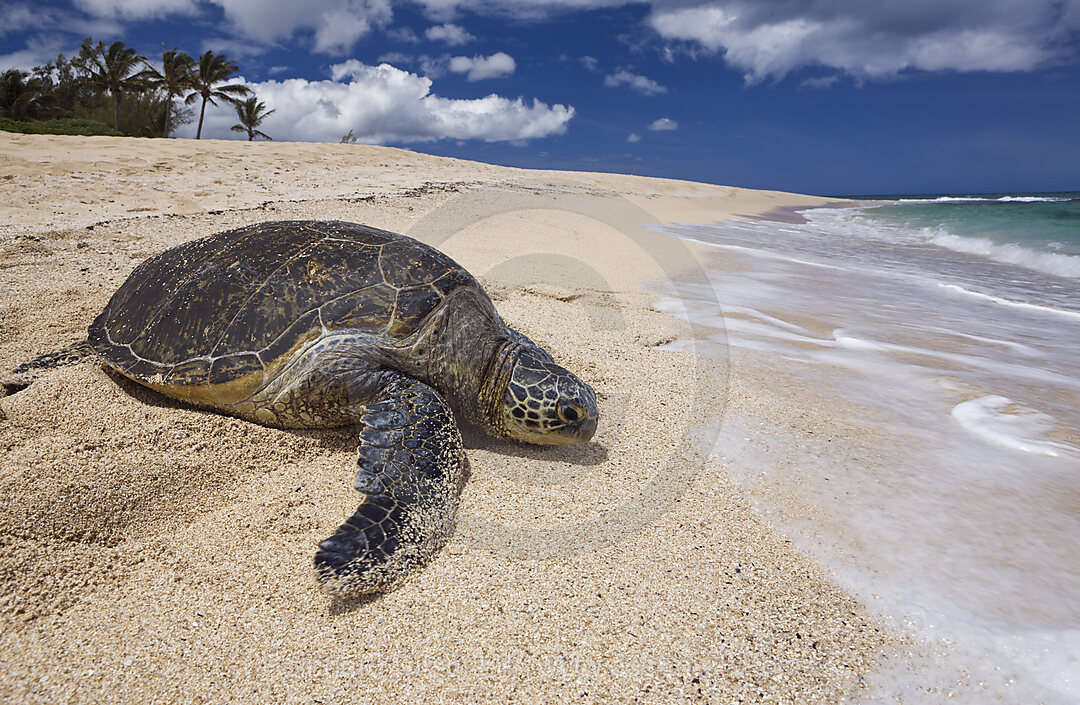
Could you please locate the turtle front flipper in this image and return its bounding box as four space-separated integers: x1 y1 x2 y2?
315 371 469 597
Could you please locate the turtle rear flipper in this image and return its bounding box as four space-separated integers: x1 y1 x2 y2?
315 372 469 596
2 340 94 395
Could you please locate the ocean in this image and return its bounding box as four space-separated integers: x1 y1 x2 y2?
652 194 1080 703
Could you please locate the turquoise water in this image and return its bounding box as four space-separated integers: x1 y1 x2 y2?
855 194 1080 253
855 193 1080 272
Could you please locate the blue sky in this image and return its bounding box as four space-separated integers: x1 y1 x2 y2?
3 0 1079 195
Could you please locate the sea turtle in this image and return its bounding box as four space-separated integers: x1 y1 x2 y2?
4 220 598 596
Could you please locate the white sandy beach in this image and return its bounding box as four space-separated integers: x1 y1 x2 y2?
0 131 893 704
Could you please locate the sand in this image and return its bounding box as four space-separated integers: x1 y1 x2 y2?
0 131 892 703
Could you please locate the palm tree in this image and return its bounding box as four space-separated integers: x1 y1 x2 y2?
185 50 250 139
76 38 149 131
144 45 194 137
0 70 53 121
32 54 86 118
230 96 275 141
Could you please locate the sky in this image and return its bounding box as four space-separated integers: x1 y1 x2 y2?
2 0 1080 195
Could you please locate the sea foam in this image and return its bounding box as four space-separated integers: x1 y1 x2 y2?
929 232 1080 279
797 207 1080 280
937 282 1080 320
951 395 1080 458
650 211 1080 705
897 196 1073 203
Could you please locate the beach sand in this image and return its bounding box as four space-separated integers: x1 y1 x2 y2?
0 131 892 703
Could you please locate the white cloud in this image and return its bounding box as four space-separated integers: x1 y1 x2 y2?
199 36 269 59
425 23 475 45
385 26 420 43
604 69 667 95
448 52 516 81
0 48 57 72
378 53 454 77
418 55 452 77
74 0 199 19
648 117 678 131
0 34 84 71
314 1 393 53
648 0 1080 82
1 4 59 36
174 61 573 143
378 51 414 65
414 0 631 22
627 132 642 143
0 7 121 51
580 55 599 72
14 0 1073 87
800 75 839 90
407 0 1080 80
411 1 1080 82
207 0 392 54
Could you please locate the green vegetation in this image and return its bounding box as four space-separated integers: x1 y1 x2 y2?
0 38 269 140
186 50 250 139
0 116 122 136
145 46 195 138
231 97 276 141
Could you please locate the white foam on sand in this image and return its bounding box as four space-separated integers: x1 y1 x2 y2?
650 217 1080 704
951 395 1080 459
937 282 1080 321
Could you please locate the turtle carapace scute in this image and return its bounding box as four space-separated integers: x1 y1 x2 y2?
36 220 598 596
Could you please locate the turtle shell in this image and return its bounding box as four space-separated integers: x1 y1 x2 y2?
87 220 483 404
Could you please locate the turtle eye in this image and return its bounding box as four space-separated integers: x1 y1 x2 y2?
559 403 581 423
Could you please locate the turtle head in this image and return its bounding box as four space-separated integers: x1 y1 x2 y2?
496 347 598 445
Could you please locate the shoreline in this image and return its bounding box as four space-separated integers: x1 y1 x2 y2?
732 201 855 224
0 132 892 703
653 208 1080 704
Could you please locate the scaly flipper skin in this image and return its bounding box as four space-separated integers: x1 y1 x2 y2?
4 222 599 597
1 340 94 395
314 371 469 596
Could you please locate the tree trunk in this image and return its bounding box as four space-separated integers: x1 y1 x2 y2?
163 93 173 137
196 95 207 139
113 92 121 131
